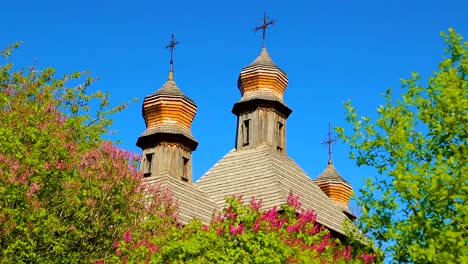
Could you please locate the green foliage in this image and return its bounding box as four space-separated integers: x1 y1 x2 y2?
338 28 468 263
0 44 177 263
111 194 376 263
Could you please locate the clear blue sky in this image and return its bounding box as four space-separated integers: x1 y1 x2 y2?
2 0 467 212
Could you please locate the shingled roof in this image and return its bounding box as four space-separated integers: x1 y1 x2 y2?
316 164 351 185
145 173 218 224
149 79 195 105
196 144 351 235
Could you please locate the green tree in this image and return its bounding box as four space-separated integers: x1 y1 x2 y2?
0 43 178 263
338 28 468 263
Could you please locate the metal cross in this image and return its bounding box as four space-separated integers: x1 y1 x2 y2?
322 122 337 165
255 12 275 48
166 34 179 73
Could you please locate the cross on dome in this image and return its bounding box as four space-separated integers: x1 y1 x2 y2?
322 122 337 165
166 34 179 80
255 12 275 48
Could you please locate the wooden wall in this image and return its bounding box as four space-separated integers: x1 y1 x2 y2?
235 107 287 153
140 142 193 183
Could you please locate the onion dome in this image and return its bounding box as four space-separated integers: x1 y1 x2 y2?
233 48 291 117
237 48 288 102
136 72 198 150
315 164 354 217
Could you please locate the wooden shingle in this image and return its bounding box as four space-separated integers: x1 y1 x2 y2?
196 144 352 235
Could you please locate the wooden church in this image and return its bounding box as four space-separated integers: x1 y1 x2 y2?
136 18 355 238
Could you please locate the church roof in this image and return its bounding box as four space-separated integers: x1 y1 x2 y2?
145 173 218 224
196 144 351 235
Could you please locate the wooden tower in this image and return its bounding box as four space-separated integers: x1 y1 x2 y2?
136 35 197 183
233 48 292 153
136 72 198 183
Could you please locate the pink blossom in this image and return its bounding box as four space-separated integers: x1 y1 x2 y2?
299 210 316 224
252 220 260 233
229 223 244 235
147 243 159 254
250 197 262 211
116 250 122 256
287 224 299 233
309 224 321 235
216 227 223 235
287 192 301 209
113 238 119 248
202 224 209 231
123 230 132 243
214 212 223 222
55 159 66 170
26 182 41 198
343 245 352 260
224 206 238 220
362 254 376 264
261 206 278 222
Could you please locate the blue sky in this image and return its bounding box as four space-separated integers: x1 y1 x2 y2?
2 0 467 212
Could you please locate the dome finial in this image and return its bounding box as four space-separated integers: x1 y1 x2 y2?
166 33 179 81
322 122 337 165
254 11 275 48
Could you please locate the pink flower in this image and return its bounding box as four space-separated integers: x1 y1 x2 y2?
214 213 223 222
261 207 278 222
224 206 238 220
287 192 301 209
362 254 376 264
343 245 352 260
229 223 244 235
216 227 223 235
26 182 41 198
113 238 119 248
287 224 299 233
250 197 262 211
116 250 122 256
147 243 159 254
299 210 316 224
202 224 209 231
123 230 132 243
252 220 260 233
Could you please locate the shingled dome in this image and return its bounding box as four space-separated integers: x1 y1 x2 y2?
141 78 197 133
315 164 353 215
136 73 198 151
237 48 288 102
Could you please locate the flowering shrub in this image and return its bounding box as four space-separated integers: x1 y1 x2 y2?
0 44 178 263
111 193 376 263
